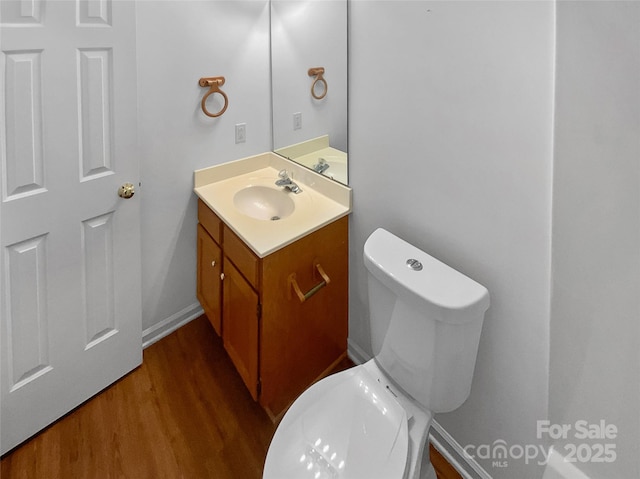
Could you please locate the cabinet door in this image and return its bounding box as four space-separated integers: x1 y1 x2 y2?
197 224 222 335
223 259 260 400
260 216 349 417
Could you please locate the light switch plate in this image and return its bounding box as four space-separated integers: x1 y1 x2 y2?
235 123 246 143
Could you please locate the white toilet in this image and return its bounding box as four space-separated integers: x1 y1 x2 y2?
263 228 490 479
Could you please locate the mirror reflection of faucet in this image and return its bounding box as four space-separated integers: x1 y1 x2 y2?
275 169 302 194
313 158 330 174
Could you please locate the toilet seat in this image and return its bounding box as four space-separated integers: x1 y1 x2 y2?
263 365 409 479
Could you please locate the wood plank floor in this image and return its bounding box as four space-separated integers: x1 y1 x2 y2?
1 315 460 479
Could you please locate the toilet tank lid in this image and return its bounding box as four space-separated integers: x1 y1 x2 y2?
364 228 490 322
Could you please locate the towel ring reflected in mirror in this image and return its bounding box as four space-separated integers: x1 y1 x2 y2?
308 67 327 100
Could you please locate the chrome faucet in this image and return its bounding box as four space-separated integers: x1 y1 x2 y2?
313 158 330 174
275 169 302 194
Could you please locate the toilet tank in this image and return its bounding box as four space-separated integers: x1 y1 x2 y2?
363 228 490 413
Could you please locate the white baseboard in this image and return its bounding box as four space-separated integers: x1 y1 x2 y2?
142 302 203 349
347 338 370 365
429 420 493 479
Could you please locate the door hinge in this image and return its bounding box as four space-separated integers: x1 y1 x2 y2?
257 378 262 396
256 302 262 319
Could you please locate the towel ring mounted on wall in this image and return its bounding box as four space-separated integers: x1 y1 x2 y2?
198 76 228 117
308 67 327 100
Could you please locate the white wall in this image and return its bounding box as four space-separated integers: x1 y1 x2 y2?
135 1 271 339
550 2 640 478
349 2 555 478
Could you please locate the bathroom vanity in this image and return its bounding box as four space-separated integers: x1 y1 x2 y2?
194 153 351 420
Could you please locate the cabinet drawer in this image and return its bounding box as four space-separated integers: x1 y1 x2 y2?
198 199 221 244
223 225 260 289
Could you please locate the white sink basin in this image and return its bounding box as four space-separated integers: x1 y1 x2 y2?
194 153 351 257
233 185 295 221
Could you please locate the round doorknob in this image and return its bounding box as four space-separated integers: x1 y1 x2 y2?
118 183 135 199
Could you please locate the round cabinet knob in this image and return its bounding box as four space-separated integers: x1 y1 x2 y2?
118 183 135 199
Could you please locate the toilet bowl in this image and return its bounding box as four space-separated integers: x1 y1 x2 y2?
263 228 490 479
263 359 434 479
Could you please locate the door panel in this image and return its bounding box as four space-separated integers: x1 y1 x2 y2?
0 0 141 454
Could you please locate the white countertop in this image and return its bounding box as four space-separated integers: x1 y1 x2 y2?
194 152 351 258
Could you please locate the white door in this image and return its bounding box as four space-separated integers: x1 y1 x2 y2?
0 0 141 454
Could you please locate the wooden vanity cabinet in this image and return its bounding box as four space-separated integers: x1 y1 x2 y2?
196 199 348 420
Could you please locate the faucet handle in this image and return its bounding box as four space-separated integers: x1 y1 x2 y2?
278 169 290 180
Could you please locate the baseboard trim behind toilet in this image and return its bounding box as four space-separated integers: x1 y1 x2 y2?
346 338 370 365
429 421 492 479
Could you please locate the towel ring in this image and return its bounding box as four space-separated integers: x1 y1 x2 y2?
198 76 228 118
308 67 327 100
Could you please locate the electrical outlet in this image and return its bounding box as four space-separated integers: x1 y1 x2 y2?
235 123 246 144
293 112 302 130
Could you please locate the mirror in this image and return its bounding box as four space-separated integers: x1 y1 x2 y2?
270 0 348 184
